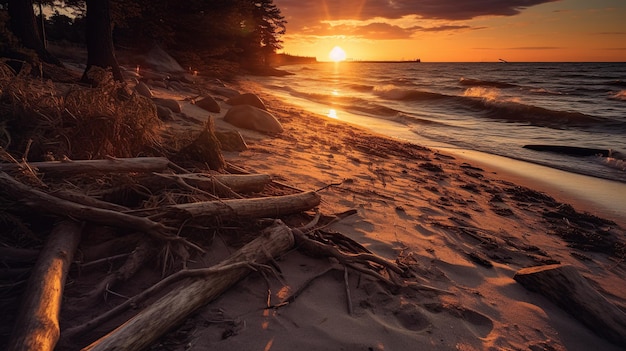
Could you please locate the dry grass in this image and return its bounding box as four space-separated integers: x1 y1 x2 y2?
0 61 162 161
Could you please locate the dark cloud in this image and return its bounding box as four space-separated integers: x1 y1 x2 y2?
276 0 560 31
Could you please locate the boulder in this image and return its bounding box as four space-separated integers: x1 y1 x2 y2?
215 130 248 152
195 96 221 113
226 93 267 111
223 105 283 134
156 105 174 121
152 98 181 113
209 86 240 98
135 81 153 98
144 45 184 73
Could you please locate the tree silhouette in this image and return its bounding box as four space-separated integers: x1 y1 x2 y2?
82 0 123 82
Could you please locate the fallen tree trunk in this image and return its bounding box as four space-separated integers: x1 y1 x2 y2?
0 157 170 175
7 221 83 351
514 264 626 347
164 191 321 220
82 220 295 351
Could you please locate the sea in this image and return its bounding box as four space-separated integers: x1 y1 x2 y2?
248 62 626 221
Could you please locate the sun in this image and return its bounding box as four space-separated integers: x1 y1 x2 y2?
329 46 347 62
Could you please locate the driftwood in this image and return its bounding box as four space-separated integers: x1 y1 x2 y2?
50 189 130 212
0 157 169 175
82 220 295 351
514 264 626 347
74 240 154 308
152 172 271 194
0 172 194 249
7 221 83 351
162 191 321 220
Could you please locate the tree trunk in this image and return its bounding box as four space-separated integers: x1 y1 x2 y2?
82 0 124 83
0 157 170 175
7 221 82 351
514 264 626 347
166 191 321 220
82 220 294 351
7 0 61 65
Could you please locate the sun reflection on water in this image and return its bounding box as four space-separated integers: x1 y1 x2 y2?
327 109 338 119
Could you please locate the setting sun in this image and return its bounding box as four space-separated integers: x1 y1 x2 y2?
329 46 347 62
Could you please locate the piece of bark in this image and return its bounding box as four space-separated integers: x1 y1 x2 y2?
81 220 295 351
7 220 83 351
514 264 626 347
165 191 320 220
0 157 169 175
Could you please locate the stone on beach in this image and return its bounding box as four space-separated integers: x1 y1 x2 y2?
152 98 182 113
195 96 221 113
226 93 267 111
135 81 153 98
215 130 248 151
223 105 283 134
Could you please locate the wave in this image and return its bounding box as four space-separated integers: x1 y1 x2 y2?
609 90 626 101
347 83 374 92
373 85 449 101
459 77 519 89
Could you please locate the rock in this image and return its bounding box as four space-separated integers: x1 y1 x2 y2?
135 81 153 98
226 93 267 111
215 130 248 152
209 86 240 98
144 45 185 73
156 105 174 121
223 105 283 134
150 80 168 89
195 96 221 113
152 98 181 113
514 264 626 347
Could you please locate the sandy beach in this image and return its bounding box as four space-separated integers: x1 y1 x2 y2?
124 75 626 351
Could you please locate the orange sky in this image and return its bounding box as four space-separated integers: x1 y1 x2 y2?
274 0 626 62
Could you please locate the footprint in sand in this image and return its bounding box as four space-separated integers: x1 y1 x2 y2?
393 303 431 332
424 303 494 338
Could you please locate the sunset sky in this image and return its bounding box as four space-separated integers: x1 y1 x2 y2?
273 0 626 62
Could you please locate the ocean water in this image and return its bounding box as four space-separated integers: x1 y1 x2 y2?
250 62 626 185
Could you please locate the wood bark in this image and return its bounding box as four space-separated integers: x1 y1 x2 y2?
514 264 626 347
0 157 169 175
7 221 83 351
82 220 295 351
166 191 321 220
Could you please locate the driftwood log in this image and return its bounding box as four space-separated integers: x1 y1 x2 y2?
164 191 321 220
82 220 295 351
7 221 83 351
0 157 169 175
144 172 271 199
514 264 626 347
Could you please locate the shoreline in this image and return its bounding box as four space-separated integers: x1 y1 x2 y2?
439 148 626 227
246 78 625 227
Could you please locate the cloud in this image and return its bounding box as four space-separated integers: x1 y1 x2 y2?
276 0 560 31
